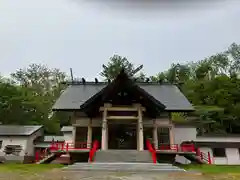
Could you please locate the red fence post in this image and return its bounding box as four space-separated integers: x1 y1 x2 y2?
35 151 39 162
191 144 195 152
207 152 212 164
66 143 69 152
200 152 203 160
196 148 200 156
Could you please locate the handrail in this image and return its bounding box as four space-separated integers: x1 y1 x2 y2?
146 139 157 164
50 142 89 152
89 140 99 162
35 148 51 163
196 148 212 164
157 143 212 164
158 143 195 152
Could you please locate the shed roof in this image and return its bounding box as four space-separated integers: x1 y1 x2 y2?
0 125 43 136
53 83 194 111
61 126 73 132
44 136 65 142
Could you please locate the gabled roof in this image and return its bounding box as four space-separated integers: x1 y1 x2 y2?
53 83 194 111
0 125 43 136
53 69 193 111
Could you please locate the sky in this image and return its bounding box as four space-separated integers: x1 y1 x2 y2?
0 0 240 80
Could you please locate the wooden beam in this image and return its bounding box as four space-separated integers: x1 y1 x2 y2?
104 103 112 108
99 107 146 112
106 116 138 120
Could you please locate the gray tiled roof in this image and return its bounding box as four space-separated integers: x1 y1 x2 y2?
53 84 105 110
0 125 43 136
52 83 194 111
140 84 194 111
61 126 73 132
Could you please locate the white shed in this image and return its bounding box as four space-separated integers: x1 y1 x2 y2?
0 125 43 163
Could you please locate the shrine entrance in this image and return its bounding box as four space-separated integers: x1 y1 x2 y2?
108 124 137 150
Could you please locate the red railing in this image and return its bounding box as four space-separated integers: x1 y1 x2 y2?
158 143 195 152
50 142 89 152
146 139 157 163
196 148 212 164
157 143 212 164
89 140 99 162
35 148 51 163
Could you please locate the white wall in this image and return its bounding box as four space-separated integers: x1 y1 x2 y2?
63 132 73 143
0 136 27 161
173 126 197 164
173 126 197 144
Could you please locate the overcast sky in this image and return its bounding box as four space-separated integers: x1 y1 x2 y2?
0 0 240 80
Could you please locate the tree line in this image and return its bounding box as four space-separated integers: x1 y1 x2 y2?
1 43 240 135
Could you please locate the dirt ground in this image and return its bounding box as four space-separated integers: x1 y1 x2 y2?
0 169 238 180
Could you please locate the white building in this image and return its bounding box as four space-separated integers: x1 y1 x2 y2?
0 125 43 163
195 135 240 165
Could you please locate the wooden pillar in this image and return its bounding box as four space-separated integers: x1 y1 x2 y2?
169 113 174 147
72 126 76 148
101 108 108 150
71 112 76 148
138 108 144 151
169 125 174 145
153 120 158 149
87 119 92 148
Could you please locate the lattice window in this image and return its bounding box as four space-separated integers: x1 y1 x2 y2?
4 145 22 156
158 127 170 144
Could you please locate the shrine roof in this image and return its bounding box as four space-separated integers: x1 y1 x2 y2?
52 82 194 111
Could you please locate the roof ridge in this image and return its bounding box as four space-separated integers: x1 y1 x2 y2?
63 81 177 86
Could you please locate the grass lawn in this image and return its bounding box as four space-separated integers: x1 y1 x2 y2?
182 164 240 174
0 164 64 173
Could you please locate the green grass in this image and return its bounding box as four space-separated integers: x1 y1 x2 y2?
182 164 240 174
0 164 64 173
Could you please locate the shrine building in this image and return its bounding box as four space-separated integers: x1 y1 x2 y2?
52 70 194 155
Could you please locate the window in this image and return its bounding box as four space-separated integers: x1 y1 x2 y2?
158 127 170 144
0 141 2 149
4 145 22 156
212 148 226 157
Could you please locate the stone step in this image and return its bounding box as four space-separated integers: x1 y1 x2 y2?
63 163 186 172
73 162 173 166
95 150 152 163
67 164 178 169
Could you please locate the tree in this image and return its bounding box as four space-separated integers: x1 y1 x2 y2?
9 64 68 134
100 55 145 80
149 43 240 134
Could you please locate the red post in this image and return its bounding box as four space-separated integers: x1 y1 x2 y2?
207 152 212 164
66 143 69 152
35 151 39 162
200 152 203 160
61 143 64 150
196 148 200 156
191 144 194 152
